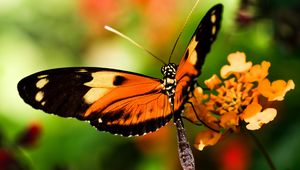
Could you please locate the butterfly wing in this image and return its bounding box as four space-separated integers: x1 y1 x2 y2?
18 67 172 136
175 4 223 110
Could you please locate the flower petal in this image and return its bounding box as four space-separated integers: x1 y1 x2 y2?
244 61 270 82
241 102 262 120
220 112 239 129
244 108 277 130
194 86 204 100
221 52 252 78
205 74 221 90
258 79 295 101
194 130 222 151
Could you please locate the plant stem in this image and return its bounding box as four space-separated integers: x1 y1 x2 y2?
247 130 277 170
175 118 195 170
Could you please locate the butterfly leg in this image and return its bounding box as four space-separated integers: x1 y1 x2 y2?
184 101 220 133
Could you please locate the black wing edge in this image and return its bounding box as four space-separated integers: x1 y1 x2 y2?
90 113 173 137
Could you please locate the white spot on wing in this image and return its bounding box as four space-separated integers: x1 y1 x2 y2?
77 69 88 72
211 14 216 23
83 88 110 104
37 75 48 79
84 72 118 87
211 10 216 15
212 25 216 35
41 101 46 106
36 78 49 89
98 118 103 123
35 91 44 102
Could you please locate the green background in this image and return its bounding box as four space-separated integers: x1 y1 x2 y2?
1 0 299 169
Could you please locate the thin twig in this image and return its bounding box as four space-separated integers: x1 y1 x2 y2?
175 118 195 170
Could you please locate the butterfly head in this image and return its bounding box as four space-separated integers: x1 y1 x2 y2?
161 63 177 79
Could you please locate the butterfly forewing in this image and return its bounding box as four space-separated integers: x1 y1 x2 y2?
18 68 97 118
174 4 223 110
18 67 173 136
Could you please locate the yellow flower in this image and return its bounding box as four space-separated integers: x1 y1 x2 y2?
240 102 277 130
193 86 207 100
184 88 220 130
240 102 262 120
220 111 239 129
205 74 221 90
244 108 277 130
258 79 295 101
186 52 295 151
244 61 270 82
194 129 222 151
220 52 252 78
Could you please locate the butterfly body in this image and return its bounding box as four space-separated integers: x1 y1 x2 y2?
161 63 177 102
18 4 223 136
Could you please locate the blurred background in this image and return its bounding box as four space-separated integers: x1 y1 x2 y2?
0 0 299 169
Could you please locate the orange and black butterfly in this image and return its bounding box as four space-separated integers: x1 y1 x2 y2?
18 4 223 136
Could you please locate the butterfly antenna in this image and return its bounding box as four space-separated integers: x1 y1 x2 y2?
105 25 167 65
168 0 200 63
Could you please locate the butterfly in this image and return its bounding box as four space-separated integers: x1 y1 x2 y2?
18 4 223 137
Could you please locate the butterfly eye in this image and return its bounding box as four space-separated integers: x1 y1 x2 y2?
171 63 177 70
161 67 165 74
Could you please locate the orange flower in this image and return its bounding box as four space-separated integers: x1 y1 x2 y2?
244 108 277 130
185 52 295 151
220 111 239 129
240 102 277 130
244 61 270 82
258 79 295 101
240 102 262 120
220 52 252 78
184 89 219 129
205 74 221 90
194 129 222 151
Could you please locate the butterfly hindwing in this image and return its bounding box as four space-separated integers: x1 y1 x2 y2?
18 67 173 136
175 4 223 110
89 90 172 136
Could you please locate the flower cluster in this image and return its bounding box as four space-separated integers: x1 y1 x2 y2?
184 52 295 151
